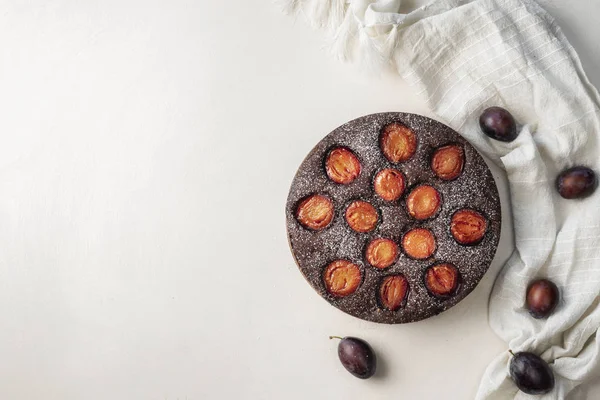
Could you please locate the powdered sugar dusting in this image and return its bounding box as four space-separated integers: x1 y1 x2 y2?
286 113 501 324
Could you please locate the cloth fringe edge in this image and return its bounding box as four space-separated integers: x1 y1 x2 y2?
275 0 401 72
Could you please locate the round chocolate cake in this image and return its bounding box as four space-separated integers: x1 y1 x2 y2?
286 113 501 324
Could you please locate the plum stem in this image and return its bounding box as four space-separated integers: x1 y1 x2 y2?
329 336 343 340
508 350 515 357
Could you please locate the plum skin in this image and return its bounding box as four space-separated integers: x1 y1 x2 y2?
479 107 518 142
509 351 554 395
333 336 377 379
526 279 559 319
556 166 597 199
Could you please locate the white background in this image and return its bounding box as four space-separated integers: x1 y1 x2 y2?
0 1 599 399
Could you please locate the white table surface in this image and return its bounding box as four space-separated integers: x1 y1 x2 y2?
1 1 599 399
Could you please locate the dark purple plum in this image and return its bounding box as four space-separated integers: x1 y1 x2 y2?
556 166 597 199
479 107 518 142
509 351 555 395
330 336 376 379
526 279 559 319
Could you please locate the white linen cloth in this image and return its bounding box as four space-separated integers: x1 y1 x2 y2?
281 0 600 398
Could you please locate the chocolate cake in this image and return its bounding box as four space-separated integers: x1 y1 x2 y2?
286 113 501 324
